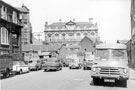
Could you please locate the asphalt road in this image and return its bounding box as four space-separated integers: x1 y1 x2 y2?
1 67 135 90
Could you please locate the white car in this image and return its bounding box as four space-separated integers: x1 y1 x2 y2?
12 61 30 74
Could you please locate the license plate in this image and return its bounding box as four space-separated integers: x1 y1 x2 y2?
104 79 115 83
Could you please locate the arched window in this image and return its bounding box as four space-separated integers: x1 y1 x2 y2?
68 32 74 36
55 33 59 37
76 33 81 36
1 27 9 45
62 33 66 37
83 32 88 36
47 33 52 37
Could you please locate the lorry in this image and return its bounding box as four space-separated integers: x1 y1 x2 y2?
0 54 12 78
83 52 94 70
91 43 129 87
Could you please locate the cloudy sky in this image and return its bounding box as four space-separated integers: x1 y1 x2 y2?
4 0 131 43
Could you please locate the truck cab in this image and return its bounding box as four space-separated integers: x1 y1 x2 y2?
91 43 129 87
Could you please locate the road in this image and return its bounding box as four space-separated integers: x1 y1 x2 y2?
1 67 135 90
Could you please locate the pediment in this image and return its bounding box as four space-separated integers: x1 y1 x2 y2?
66 20 76 25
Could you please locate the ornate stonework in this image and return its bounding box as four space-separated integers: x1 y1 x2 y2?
44 20 98 45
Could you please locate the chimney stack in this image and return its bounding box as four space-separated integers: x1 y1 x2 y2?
45 21 48 27
45 21 48 30
89 18 93 24
59 19 62 22
73 19 75 22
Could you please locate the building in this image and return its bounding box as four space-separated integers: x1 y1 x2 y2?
116 40 129 44
44 18 98 46
130 0 135 67
22 44 61 61
0 0 23 60
16 5 32 45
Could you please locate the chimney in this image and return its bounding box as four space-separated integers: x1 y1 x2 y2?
45 21 48 26
73 19 75 22
89 18 93 24
45 21 48 30
59 19 62 22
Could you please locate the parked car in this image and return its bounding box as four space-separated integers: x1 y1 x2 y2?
0 55 12 78
91 43 129 87
69 62 81 69
12 61 30 74
42 58 62 71
28 60 42 71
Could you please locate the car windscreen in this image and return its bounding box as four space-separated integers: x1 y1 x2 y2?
112 49 126 60
95 49 109 60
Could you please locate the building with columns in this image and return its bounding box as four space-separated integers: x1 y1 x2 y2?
44 18 99 46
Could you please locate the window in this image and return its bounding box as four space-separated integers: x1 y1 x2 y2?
1 27 9 45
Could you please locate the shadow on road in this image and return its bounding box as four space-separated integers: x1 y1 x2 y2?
90 80 127 88
0 74 16 80
43 69 61 72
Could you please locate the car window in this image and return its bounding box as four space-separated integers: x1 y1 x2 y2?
112 49 126 59
95 49 109 60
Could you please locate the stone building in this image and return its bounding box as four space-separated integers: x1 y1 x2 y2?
44 18 98 46
130 0 135 67
0 0 23 60
16 5 32 45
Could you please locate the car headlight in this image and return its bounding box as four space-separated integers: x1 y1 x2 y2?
123 68 128 74
92 67 97 72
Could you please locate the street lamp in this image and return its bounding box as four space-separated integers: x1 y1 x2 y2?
83 48 87 67
84 48 87 60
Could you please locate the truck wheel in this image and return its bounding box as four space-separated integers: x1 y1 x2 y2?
93 78 99 85
121 80 127 88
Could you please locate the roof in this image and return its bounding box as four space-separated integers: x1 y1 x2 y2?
79 36 95 52
46 21 94 30
0 0 20 12
16 7 29 13
22 44 61 52
96 43 127 49
117 40 129 44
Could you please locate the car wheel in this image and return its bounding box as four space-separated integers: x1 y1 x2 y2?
4 69 10 78
36 67 39 71
19 69 23 74
83 67 86 70
28 68 30 73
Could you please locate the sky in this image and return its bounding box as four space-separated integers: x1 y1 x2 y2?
4 0 131 43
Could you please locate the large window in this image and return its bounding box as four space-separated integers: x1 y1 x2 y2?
1 27 9 45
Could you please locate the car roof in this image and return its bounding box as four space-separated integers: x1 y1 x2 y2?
96 43 127 49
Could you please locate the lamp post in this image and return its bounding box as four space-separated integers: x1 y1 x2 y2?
83 48 87 68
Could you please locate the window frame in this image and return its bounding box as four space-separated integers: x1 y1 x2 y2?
1 27 9 45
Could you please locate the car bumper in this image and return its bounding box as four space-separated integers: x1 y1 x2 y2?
91 74 129 80
43 66 58 70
